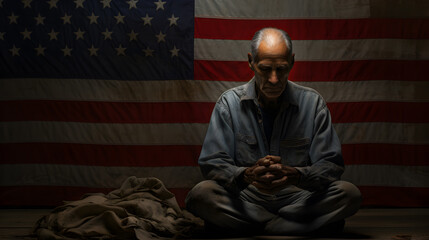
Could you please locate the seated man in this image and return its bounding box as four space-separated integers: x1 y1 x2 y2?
186 27 361 236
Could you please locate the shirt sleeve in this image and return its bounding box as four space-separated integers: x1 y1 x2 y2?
295 104 345 192
198 99 247 193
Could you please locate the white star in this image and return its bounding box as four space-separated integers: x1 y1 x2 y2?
0 32 5 40
101 28 112 40
88 45 99 56
35 44 46 56
48 29 59 40
9 45 20 56
128 30 138 41
8 13 19 24
74 0 85 8
88 12 99 24
114 12 125 24
141 14 152 26
61 13 71 24
34 13 45 25
155 31 166 43
62 45 72 56
168 14 179 26
154 0 166 10
100 0 111 8
170 45 180 57
47 0 59 9
20 28 32 40
22 0 32 8
115 44 126 56
142 47 154 57
74 28 85 40
127 0 138 9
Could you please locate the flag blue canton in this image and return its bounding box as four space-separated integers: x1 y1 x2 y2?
0 0 194 80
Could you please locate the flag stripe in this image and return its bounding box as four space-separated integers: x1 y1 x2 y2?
2 143 428 166
0 164 203 188
194 39 429 62
0 100 215 123
1 121 428 145
1 164 428 188
342 144 429 166
2 100 428 123
328 102 429 123
2 79 428 103
0 143 201 166
195 18 429 40
334 122 429 145
195 60 429 82
195 0 429 19
0 122 207 145
343 165 429 188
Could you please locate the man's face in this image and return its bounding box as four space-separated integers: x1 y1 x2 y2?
250 39 293 103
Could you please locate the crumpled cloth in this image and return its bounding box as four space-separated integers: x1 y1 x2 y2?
33 176 203 239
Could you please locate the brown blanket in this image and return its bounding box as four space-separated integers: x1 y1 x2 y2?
33 176 203 239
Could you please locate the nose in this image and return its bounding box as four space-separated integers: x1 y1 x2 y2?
268 70 279 85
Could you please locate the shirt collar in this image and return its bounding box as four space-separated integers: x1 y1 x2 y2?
240 77 299 108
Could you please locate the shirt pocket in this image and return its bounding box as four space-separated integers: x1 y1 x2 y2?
235 133 260 166
280 138 311 167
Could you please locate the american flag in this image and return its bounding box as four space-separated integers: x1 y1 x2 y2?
1 0 428 207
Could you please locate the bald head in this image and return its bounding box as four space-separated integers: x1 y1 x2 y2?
250 28 293 64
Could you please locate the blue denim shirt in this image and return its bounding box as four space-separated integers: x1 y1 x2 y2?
198 78 344 193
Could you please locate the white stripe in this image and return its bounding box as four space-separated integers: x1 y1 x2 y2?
299 81 429 103
0 122 207 145
0 78 241 102
195 0 428 19
195 0 371 19
195 39 429 61
0 164 203 188
343 165 429 188
1 121 428 145
1 78 428 103
335 122 429 145
1 164 428 188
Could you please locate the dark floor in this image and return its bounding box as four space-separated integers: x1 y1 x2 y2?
0 208 428 240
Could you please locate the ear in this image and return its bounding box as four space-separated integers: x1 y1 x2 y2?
248 53 255 71
290 53 295 68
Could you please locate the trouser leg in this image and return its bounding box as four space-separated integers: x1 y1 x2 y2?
265 180 362 234
185 180 275 231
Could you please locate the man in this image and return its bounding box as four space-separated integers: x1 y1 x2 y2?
186 28 361 236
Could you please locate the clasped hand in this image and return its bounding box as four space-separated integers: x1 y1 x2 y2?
243 155 300 194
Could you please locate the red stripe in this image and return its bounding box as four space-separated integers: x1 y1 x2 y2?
195 18 429 40
342 144 429 166
195 60 429 82
328 102 429 123
1 185 428 207
0 143 200 166
0 186 190 208
0 101 215 123
2 143 427 167
2 99 427 124
358 186 429 207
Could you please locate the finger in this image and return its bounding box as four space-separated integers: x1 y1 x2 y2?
271 176 288 185
266 155 281 163
256 157 271 166
253 165 272 175
258 172 277 182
